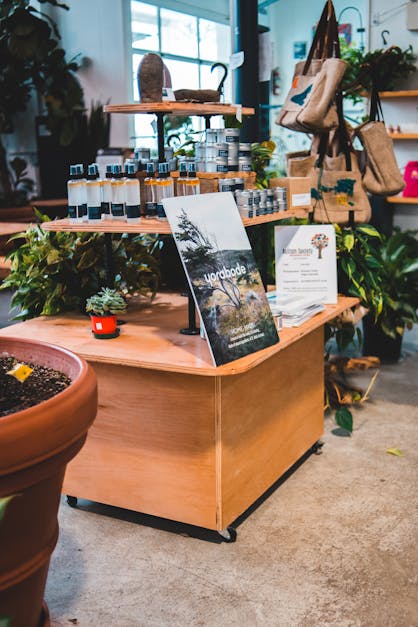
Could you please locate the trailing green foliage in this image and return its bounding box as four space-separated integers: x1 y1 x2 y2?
341 42 417 105
0 212 161 320
86 287 126 317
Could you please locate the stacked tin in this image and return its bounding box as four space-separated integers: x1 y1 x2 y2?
195 128 252 173
234 186 288 218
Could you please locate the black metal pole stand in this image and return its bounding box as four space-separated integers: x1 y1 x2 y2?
104 232 126 325
104 233 114 288
180 285 200 335
156 112 165 162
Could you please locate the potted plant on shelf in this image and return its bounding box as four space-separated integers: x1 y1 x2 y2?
341 43 417 103
0 336 97 627
86 287 127 339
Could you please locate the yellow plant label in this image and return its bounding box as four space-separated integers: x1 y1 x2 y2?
7 363 33 382
386 447 403 457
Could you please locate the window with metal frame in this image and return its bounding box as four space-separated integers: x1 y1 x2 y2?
130 0 231 151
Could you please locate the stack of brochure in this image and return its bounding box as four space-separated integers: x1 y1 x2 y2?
266 291 325 328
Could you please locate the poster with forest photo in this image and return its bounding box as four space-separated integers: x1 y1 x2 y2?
163 192 279 367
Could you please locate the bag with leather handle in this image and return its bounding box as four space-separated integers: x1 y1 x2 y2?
286 96 371 224
276 0 348 133
355 86 405 196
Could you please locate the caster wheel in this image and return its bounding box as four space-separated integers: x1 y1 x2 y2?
311 440 324 455
218 527 237 543
66 495 78 507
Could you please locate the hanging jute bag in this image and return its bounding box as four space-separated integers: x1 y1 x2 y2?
287 100 372 224
276 0 348 134
354 87 405 197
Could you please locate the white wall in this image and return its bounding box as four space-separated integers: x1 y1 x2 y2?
51 0 131 148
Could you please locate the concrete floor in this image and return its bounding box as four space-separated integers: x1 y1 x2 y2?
1 291 417 626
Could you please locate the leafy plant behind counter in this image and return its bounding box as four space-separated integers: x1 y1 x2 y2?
1 212 161 320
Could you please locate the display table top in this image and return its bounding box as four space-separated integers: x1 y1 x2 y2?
0 293 359 377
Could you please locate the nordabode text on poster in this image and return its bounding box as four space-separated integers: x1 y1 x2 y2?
162 192 279 367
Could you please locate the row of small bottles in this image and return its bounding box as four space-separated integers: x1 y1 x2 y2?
67 161 200 224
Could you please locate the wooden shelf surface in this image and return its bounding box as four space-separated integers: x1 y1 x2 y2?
0 292 358 376
388 133 418 139
104 102 254 116
379 90 418 99
41 210 311 234
387 195 418 204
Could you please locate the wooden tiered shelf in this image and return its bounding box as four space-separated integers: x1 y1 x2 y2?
388 133 418 140
387 196 418 204
379 90 418 99
41 210 311 235
104 102 254 117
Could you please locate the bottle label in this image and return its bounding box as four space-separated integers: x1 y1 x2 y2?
156 203 166 218
88 206 101 221
101 201 111 214
125 204 140 219
111 203 124 217
68 205 84 220
145 202 157 217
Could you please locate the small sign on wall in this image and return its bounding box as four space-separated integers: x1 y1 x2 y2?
293 41 307 59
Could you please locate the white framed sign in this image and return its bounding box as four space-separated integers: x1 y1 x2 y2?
274 224 338 304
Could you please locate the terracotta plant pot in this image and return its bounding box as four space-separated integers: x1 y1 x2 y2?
0 337 97 627
90 314 119 339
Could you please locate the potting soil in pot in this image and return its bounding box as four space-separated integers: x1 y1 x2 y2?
0 356 71 417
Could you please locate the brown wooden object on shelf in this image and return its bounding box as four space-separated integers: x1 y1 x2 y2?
0 293 358 532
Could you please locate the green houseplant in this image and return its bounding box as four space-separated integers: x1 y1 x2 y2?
336 224 418 361
86 287 127 338
341 43 417 104
1 212 161 320
0 0 85 209
362 229 418 361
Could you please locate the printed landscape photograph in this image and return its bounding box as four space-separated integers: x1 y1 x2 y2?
163 193 279 366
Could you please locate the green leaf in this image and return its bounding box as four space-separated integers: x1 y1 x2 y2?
403 260 418 274
343 232 355 251
356 225 381 238
0 616 12 627
335 407 353 433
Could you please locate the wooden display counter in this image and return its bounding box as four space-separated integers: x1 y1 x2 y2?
0 293 357 538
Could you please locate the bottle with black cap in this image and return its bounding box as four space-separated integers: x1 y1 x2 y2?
144 162 157 218
100 164 113 219
155 162 173 221
110 164 125 220
185 162 200 195
124 162 141 223
86 163 102 222
67 164 83 223
76 164 87 221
